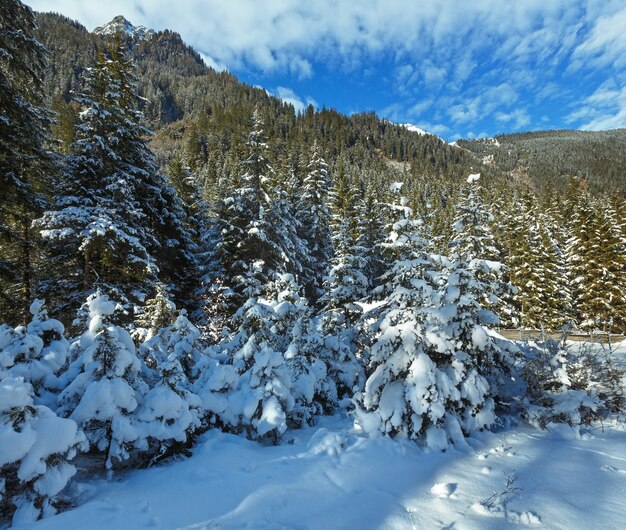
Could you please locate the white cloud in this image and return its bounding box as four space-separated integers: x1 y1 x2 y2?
494 109 531 130
26 0 617 77
198 52 227 72
571 5 626 71
409 99 434 116
569 79 626 130
412 121 450 137
273 86 317 114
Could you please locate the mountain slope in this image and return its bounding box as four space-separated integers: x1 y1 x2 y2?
34 13 487 203
458 129 626 195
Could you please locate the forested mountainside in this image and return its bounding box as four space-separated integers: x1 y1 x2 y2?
34 13 481 183
458 129 626 195
1 2 625 524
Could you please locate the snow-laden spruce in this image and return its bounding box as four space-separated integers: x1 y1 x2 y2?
134 301 204 460
134 284 178 345
445 174 515 397
140 300 205 383
319 166 367 402
355 183 512 449
135 354 202 463
285 312 335 427
355 192 458 448
34 43 159 324
520 334 624 428
298 141 333 301
210 264 295 442
269 273 336 426
213 108 301 313
0 376 86 525
57 292 148 469
1 300 70 408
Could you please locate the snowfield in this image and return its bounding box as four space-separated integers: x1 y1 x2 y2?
26 413 626 530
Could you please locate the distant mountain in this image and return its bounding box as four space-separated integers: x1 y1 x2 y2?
458 129 626 195
93 15 155 40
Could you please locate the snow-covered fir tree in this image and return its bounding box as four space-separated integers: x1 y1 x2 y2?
356 189 387 290
450 173 511 323
134 284 178 345
1 300 69 407
323 165 369 329
285 310 336 427
319 167 367 401
355 188 468 449
224 262 294 442
579 201 626 332
213 108 294 313
163 310 204 381
297 141 333 302
437 174 515 405
0 376 86 525
57 292 148 469
34 40 159 325
264 272 335 426
135 354 202 463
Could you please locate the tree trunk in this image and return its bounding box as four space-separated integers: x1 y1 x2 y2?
21 217 31 325
84 246 91 291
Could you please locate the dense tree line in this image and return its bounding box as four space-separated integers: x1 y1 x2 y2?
1 1 624 525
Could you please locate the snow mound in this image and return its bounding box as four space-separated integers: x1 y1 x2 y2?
306 428 347 456
430 482 457 498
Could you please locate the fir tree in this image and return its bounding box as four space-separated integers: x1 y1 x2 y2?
225 263 294 442
0 376 86 524
319 168 367 401
285 310 336 426
0 0 52 324
213 109 293 312
35 41 159 324
2 300 69 407
135 284 178 344
298 140 333 302
450 173 511 324
57 292 148 469
440 174 514 402
355 189 473 448
135 355 202 463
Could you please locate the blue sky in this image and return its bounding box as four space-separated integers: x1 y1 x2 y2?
26 0 626 141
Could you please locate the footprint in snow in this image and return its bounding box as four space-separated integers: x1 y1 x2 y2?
430 482 458 498
601 464 626 474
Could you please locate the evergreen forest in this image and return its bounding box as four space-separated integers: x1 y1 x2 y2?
0 2 624 525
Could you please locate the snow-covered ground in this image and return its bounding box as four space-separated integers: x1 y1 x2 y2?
24 417 625 530
16 340 626 529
